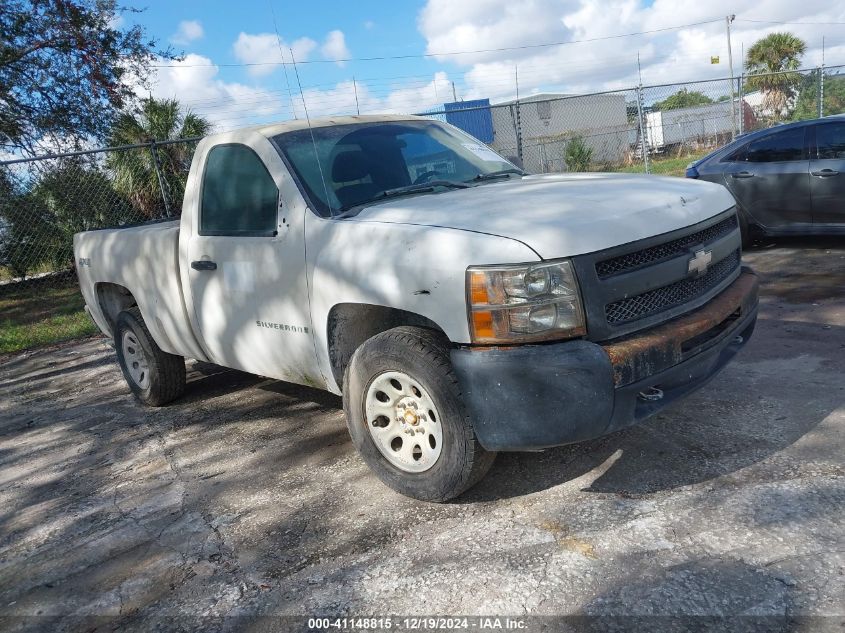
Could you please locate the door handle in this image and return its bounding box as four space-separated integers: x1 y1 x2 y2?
731 171 754 179
191 260 217 271
811 168 839 177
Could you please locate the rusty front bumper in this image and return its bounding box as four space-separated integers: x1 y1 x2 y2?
604 269 759 388
451 268 759 451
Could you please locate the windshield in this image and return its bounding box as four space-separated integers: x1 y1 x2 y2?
272 120 517 217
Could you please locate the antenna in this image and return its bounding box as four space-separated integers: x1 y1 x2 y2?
352 76 360 115
268 1 298 120
290 47 334 217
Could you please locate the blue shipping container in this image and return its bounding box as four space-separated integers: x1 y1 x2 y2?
443 99 494 144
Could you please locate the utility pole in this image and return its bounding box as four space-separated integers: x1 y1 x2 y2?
451 81 457 102
726 14 737 140
820 36 826 118
636 52 650 174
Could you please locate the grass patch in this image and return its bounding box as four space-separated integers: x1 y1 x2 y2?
615 150 710 177
0 282 98 354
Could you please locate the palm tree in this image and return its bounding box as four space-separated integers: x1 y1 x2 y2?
108 98 211 218
744 32 807 121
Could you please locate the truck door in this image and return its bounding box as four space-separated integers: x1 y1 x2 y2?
722 126 810 231
809 121 845 227
184 139 324 386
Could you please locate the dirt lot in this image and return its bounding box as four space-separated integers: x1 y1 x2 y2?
1 238 843 631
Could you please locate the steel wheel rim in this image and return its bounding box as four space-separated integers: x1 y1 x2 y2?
121 330 151 389
364 370 443 473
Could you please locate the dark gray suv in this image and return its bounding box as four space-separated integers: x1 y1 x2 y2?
686 115 845 245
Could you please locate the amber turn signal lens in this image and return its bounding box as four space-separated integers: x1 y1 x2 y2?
471 310 495 340
469 271 489 305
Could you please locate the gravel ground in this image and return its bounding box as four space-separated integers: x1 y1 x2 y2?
0 238 843 632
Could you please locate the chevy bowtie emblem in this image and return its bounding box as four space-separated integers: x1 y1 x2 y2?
688 249 713 276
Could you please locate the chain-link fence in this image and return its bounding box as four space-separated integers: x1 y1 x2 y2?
422 64 845 176
1 64 843 349
0 139 200 352
0 139 199 287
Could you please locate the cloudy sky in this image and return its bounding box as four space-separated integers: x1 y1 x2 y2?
129 0 845 131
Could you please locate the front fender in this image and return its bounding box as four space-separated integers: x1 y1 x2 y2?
306 215 539 393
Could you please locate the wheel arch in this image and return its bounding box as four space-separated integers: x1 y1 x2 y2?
326 302 448 389
95 282 138 337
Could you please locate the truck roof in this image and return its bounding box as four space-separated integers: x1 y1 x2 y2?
210 114 429 142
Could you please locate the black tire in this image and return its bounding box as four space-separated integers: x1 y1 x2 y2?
114 307 186 406
343 326 496 502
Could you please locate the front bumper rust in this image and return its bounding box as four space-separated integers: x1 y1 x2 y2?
450 268 759 451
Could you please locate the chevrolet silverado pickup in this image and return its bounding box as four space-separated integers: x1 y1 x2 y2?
74 114 759 501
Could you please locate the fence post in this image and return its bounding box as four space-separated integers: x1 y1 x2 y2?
819 65 825 118
514 65 524 164
738 75 744 135
149 140 172 217
636 85 650 174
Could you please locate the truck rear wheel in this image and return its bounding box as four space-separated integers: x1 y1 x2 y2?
114 307 186 407
343 326 496 502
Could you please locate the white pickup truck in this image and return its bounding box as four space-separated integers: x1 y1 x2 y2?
75 115 759 501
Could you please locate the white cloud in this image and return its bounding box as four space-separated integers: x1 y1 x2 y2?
364 20 375 30
142 54 289 130
132 0 845 136
418 0 845 100
321 30 351 66
233 33 316 76
171 20 204 45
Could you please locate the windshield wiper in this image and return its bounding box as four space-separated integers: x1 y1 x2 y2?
470 168 526 182
376 180 470 200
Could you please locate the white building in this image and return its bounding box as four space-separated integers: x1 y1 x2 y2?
489 92 630 172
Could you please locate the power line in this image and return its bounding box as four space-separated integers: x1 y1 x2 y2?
150 17 726 69
737 18 845 26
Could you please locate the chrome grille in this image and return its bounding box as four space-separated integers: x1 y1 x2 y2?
596 214 738 279
605 249 741 324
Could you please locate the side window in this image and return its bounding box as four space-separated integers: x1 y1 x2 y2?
200 144 279 236
745 128 805 163
721 144 747 162
816 123 845 159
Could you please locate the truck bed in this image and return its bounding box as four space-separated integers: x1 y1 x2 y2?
73 220 207 361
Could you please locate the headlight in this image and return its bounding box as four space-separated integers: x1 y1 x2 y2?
467 259 586 344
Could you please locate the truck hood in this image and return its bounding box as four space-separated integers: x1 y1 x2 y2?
351 173 736 259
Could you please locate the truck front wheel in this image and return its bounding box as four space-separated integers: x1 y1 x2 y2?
114 307 186 407
343 326 496 502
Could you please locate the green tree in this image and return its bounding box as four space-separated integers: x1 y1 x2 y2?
0 161 135 278
0 1 174 155
108 98 211 219
564 135 592 172
0 168 30 278
32 161 136 270
791 71 845 121
653 89 714 111
744 32 807 121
